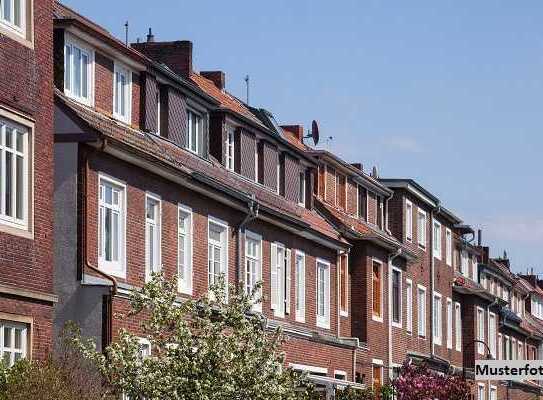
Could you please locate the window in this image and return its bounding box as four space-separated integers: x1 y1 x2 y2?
225 126 235 171
0 0 25 36
0 321 27 366
245 231 262 311
187 110 202 154
208 217 228 297
406 279 413 333
178 205 192 294
316 259 330 329
372 260 383 322
271 243 291 317
372 363 383 392
504 336 510 360
447 298 452 349
339 254 348 316
334 371 347 381
113 63 132 123
417 285 427 338
145 194 161 282
405 200 413 241
433 220 442 259
461 250 468 276
433 292 442 345
392 268 402 327
298 171 306 207
98 175 125 277
478 383 485 400
489 386 497 400
358 185 367 221
417 208 427 248
512 338 517 360
489 312 496 358
446 228 452 266
0 118 29 230
518 342 523 360
455 302 462 351
471 255 477 281
477 307 485 355
498 334 502 360
64 37 93 105
295 251 306 322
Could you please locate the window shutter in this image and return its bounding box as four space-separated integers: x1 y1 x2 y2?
270 243 278 310
285 249 292 314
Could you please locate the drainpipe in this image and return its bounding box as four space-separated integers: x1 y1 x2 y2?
237 196 259 290
388 247 402 380
430 203 441 357
83 140 118 349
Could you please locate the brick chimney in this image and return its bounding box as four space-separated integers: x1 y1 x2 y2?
132 40 192 78
201 71 225 90
280 125 304 143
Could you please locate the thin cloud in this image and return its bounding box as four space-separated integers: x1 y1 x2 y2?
480 216 543 245
382 136 425 154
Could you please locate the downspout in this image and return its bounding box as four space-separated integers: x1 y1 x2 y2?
237 195 259 290
388 247 402 380
430 203 441 358
83 140 118 349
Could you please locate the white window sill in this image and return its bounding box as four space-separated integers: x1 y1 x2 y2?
434 339 442 346
178 286 192 296
392 321 402 329
98 262 126 279
113 113 131 126
372 315 383 323
64 91 93 108
0 22 32 49
0 220 33 240
317 320 330 330
340 310 349 318
434 255 442 261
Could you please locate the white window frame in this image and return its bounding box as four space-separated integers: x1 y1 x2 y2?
391 267 402 328
433 220 442 260
433 292 442 346
245 230 262 312
298 170 306 207
455 302 462 351
254 141 259 183
207 216 229 299
417 284 427 338
0 117 30 231
478 383 486 400
113 61 132 124
477 307 485 355
406 279 413 334
471 255 477 281
271 242 289 318
489 311 496 358
177 204 193 295
0 320 27 366
417 208 427 249
489 385 497 400
339 253 349 317
461 250 468 277
405 199 413 242
64 34 94 106
295 250 306 322
512 338 517 360
145 193 162 282
97 173 126 278
187 109 202 155
445 228 452 266
498 333 502 360
446 297 453 349
225 126 235 171
0 0 25 36
504 335 510 360
316 258 331 329
372 259 384 323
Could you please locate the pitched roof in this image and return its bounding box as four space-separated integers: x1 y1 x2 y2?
55 90 344 246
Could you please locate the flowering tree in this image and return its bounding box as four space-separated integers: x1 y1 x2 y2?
393 361 472 400
69 274 314 400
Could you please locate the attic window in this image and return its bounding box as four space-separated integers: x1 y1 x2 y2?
187 110 202 155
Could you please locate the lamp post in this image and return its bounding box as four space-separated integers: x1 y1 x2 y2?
462 339 494 380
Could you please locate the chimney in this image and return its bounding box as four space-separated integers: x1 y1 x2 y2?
280 125 304 143
481 246 490 265
146 28 154 43
477 229 482 246
201 71 225 90
132 40 192 78
351 163 363 171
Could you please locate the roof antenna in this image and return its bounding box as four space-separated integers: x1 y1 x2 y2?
244 75 250 105
124 21 129 46
146 27 155 43
325 136 333 150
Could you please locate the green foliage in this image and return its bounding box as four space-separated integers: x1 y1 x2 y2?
335 386 376 400
68 273 315 400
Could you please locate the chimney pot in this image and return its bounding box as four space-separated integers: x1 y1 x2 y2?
146 28 154 43
477 229 482 246
201 71 226 90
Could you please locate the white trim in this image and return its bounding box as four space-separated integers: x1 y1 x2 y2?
295 250 306 323
445 228 452 266
207 215 229 300
477 306 485 355
186 108 203 155
478 382 486 400
225 125 235 171
417 208 427 250
64 32 95 107
97 173 126 278
112 61 133 124
372 358 384 366
339 253 349 317
406 278 413 334
455 301 462 351
417 284 427 338
145 192 162 282
391 266 402 328
488 311 497 358
245 229 262 312
433 220 442 260
405 199 413 242
371 258 384 323
177 204 193 295
446 297 453 349
289 363 328 375
298 170 306 207
334 370 347 380
433 291 442 346
316 258 331 329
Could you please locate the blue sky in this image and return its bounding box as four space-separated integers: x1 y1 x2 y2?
63 0 543 273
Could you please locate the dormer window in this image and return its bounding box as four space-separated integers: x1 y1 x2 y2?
298 171 306 207
64 36 94 106
187 110 202 154
113 62 132 124
225 126 235 171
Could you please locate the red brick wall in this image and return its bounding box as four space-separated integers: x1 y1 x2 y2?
131 72 141 130
0 0 55 361
95 51 114 116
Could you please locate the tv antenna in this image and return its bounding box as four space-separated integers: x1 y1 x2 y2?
124 21 129 46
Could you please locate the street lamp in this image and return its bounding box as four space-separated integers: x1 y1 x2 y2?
462 339 494 380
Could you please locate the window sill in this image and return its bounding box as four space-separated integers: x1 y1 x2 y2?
0 221 33 240
113 113 132 126
392 321 402 329
372 315 383 323
97 263 126 279
316 321 330 330
340 310 348 318
64 91 93 108
0 23 33 49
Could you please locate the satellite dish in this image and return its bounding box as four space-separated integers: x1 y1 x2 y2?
311 120 320 146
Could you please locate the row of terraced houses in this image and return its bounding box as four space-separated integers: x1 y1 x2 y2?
1 0 542 399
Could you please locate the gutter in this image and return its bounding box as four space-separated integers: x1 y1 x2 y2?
237 196 259 289
388 247 402 379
